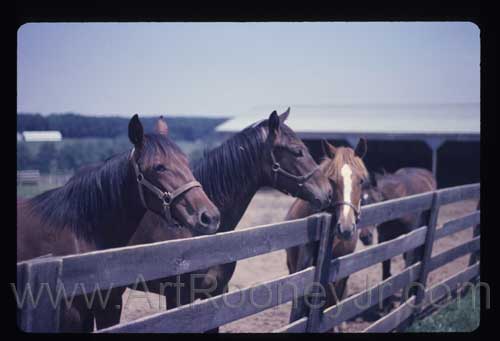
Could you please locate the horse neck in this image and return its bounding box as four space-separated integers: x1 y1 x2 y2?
221 178 261 233
195 151 266 233
96 165 147 249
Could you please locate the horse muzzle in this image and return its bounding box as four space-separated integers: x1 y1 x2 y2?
359 231 374 245
194 208 220 235
336 223 357 241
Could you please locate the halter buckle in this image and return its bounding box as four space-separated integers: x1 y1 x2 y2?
356 212 361 224
162 192 172 206
272 163 280 172
137 174 144 182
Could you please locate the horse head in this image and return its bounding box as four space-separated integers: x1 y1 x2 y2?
321 138 368 241
128 114 220 234
258 108 333 211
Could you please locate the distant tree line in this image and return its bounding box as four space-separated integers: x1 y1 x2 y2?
17 113 228 174
17 138 134 173
17 113 228 141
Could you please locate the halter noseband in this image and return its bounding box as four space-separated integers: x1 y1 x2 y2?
329 201 361 224
129 149 202 225
269 146 320 197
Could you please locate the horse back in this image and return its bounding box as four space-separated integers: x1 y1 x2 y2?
377 168 437 239
17 200 94 262
394 167 437 194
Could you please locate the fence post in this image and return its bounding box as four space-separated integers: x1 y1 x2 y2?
460 199 481 299
305 213 335 332
17 256 63 333
469 200 480 266
289 214 323 323
400 191 441 331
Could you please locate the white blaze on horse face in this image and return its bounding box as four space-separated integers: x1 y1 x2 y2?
341 163 353 219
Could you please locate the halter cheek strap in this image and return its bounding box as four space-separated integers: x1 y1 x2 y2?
129 149 202 224
269 147 320 197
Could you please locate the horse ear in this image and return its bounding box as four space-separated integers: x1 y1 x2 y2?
279 107 290 123
379 167 388 175
374 172 384 185
268 110 280 136
155 115 169 136
354 137 367 159
128 114 144 147
321 139 335 159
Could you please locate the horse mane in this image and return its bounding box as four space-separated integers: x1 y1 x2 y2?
27 134 185 240
193 124 267 207
194 120 297 207
319 146 369 182
27 152 131 240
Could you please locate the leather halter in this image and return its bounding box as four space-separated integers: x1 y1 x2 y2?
270 146 320 197
129 148 202 224
329 200 361 224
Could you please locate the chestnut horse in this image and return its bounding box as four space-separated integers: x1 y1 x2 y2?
286 139 369 328
17 115 220 332
94 108 334 332
360 167 437 312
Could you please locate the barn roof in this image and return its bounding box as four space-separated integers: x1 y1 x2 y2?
22 131 63 142
216 103 480 142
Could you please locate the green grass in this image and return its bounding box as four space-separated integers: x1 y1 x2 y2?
17 183 60 198
17 174 73 198
406 289 480 332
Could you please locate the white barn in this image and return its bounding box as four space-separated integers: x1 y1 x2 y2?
22 131 63 142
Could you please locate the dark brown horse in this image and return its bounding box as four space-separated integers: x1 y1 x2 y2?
360 167 437 312
286 139 369 329
17 115 220 332
94 108 334 332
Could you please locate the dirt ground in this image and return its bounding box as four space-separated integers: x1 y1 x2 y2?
119 189 479 333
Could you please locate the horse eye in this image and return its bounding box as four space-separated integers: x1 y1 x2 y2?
291 148 303 157
154 164 167 172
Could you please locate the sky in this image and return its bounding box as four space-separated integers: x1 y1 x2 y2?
17 22 480 118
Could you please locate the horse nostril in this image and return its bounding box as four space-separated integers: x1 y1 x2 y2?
337 223 354 240
199 210 211 226
341 230 352 240
361 235 373 245
313 198 323 210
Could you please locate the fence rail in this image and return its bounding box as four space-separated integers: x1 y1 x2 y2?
16 183 480 333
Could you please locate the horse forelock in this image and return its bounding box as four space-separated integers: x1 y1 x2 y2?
139 133 188 168
320 147 369 183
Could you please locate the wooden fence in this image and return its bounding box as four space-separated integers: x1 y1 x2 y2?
15 183 480 333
